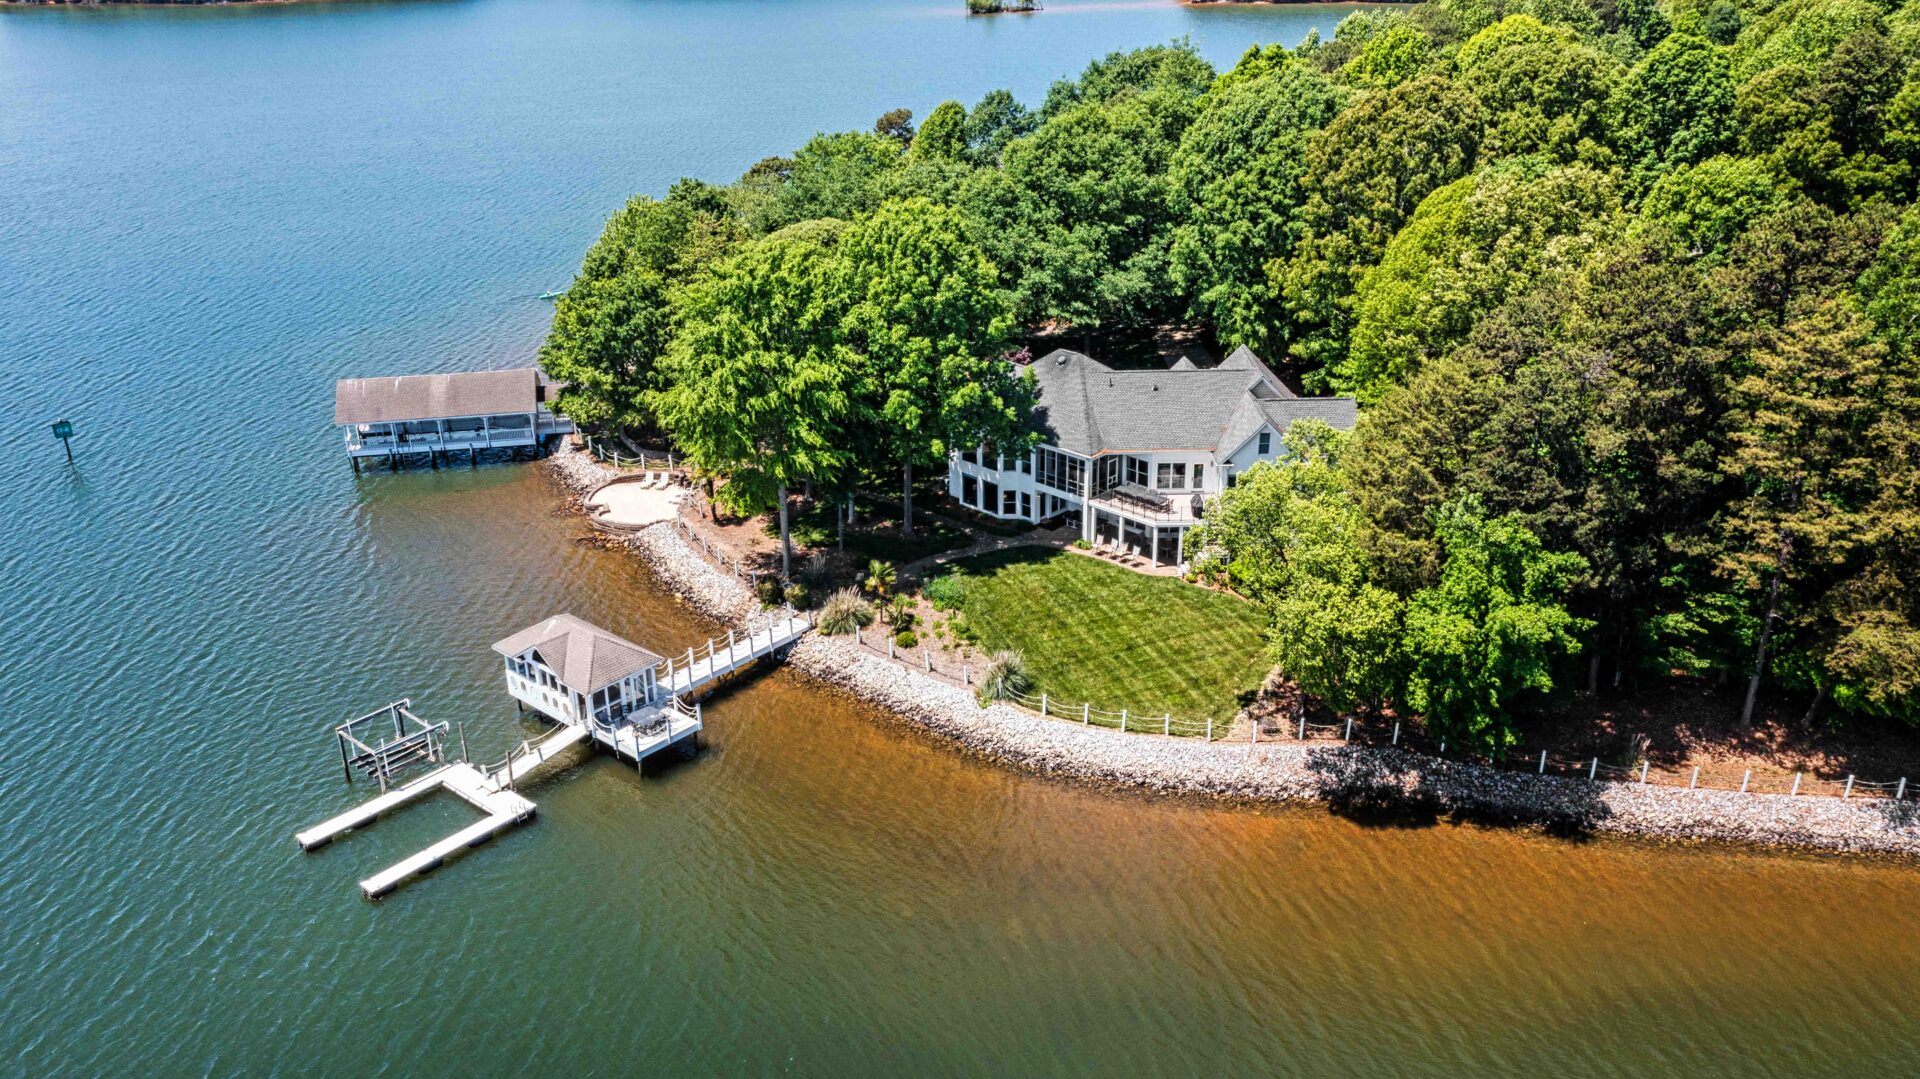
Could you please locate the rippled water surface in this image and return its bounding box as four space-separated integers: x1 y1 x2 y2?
4 0 1920 1074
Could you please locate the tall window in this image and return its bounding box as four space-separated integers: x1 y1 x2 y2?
1124 456 1148 486
1192 464 1205 489
1256 430 1272 455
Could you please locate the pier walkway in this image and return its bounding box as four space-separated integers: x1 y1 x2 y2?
656 612 813 698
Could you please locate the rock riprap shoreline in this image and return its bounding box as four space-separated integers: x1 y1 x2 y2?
546 446 1920 856
548 446 754 622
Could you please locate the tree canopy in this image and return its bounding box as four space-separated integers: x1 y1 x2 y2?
545 14 1920 735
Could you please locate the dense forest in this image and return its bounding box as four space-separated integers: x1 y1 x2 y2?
543 0 1920 751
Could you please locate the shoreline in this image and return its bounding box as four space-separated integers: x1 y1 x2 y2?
544 446 1920 859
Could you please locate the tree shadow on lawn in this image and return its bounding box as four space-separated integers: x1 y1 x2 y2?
1301 745 1615 842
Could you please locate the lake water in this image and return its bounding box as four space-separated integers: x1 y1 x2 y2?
4 0 1919 1073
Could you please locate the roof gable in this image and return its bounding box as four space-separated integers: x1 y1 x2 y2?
1019 347 1356 457
491 614 664 694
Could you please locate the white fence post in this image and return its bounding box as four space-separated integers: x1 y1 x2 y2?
1082 702 1090 725
1120 709 1127 733
1791 772 1801 796
1344 718 1353 742
1439 739 1446 755
1690 766 1700 790
1207 717 1213 742
1740 769 1751 793
1539 750 1547 774
1391 722 1400 747
1845 775 1856 798
1163 714 1170 736
1589 758 1597 781
1040 693 1048 717
1639 760 1649 784
888 637 894 659
923 652 931 673
1298 716 1306 740
963 665 970 685
1900 778 1909 801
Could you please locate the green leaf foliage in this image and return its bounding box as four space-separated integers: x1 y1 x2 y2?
834 198 1024 529
1280 75 1486 375
1401 497 1590 753
1610 34 1736 183
1457 15 1622 161
1640 154 1790 256
1168 62 1346 355
1341 161 1621 400
751 131 903 235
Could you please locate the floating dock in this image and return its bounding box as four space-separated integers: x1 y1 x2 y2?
295 612 811 899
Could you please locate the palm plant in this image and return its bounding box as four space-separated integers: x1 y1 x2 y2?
864 559 896 601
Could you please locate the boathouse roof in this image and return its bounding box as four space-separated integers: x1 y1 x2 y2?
334 367 543 426
491 614 665 694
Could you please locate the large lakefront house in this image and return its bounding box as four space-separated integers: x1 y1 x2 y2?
947 346 1358 567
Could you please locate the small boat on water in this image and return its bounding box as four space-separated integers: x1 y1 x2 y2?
539 288 567 301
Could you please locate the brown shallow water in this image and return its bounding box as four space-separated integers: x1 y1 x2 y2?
349 473 1920 1071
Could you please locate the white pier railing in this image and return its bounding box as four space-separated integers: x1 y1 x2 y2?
656 610 814 696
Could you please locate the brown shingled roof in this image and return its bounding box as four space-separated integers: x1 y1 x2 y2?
490 614 665 695
334 368 540 426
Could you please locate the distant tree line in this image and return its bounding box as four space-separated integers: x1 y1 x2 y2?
544 0 1920 747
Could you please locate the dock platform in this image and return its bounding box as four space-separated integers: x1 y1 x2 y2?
296 723 582 899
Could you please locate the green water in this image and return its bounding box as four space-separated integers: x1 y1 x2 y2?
4 1 1919 1074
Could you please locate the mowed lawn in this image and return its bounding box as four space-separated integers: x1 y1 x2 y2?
951 548 1271 725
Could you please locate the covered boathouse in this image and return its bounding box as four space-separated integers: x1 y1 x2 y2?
491 613 665 730
333 366 574 469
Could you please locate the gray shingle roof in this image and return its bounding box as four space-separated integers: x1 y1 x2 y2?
1020 348 1355 456
335 367 540 426
491 614 664 695
1220 344 1297 399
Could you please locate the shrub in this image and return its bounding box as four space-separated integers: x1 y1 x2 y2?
783 581 811 608
887 594 916 628
754 576 783 606
817 588 874 634
976 649 1032 704
801 552 830 586
926 570 968 611
894 629 919 649
1070 539 1092 550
